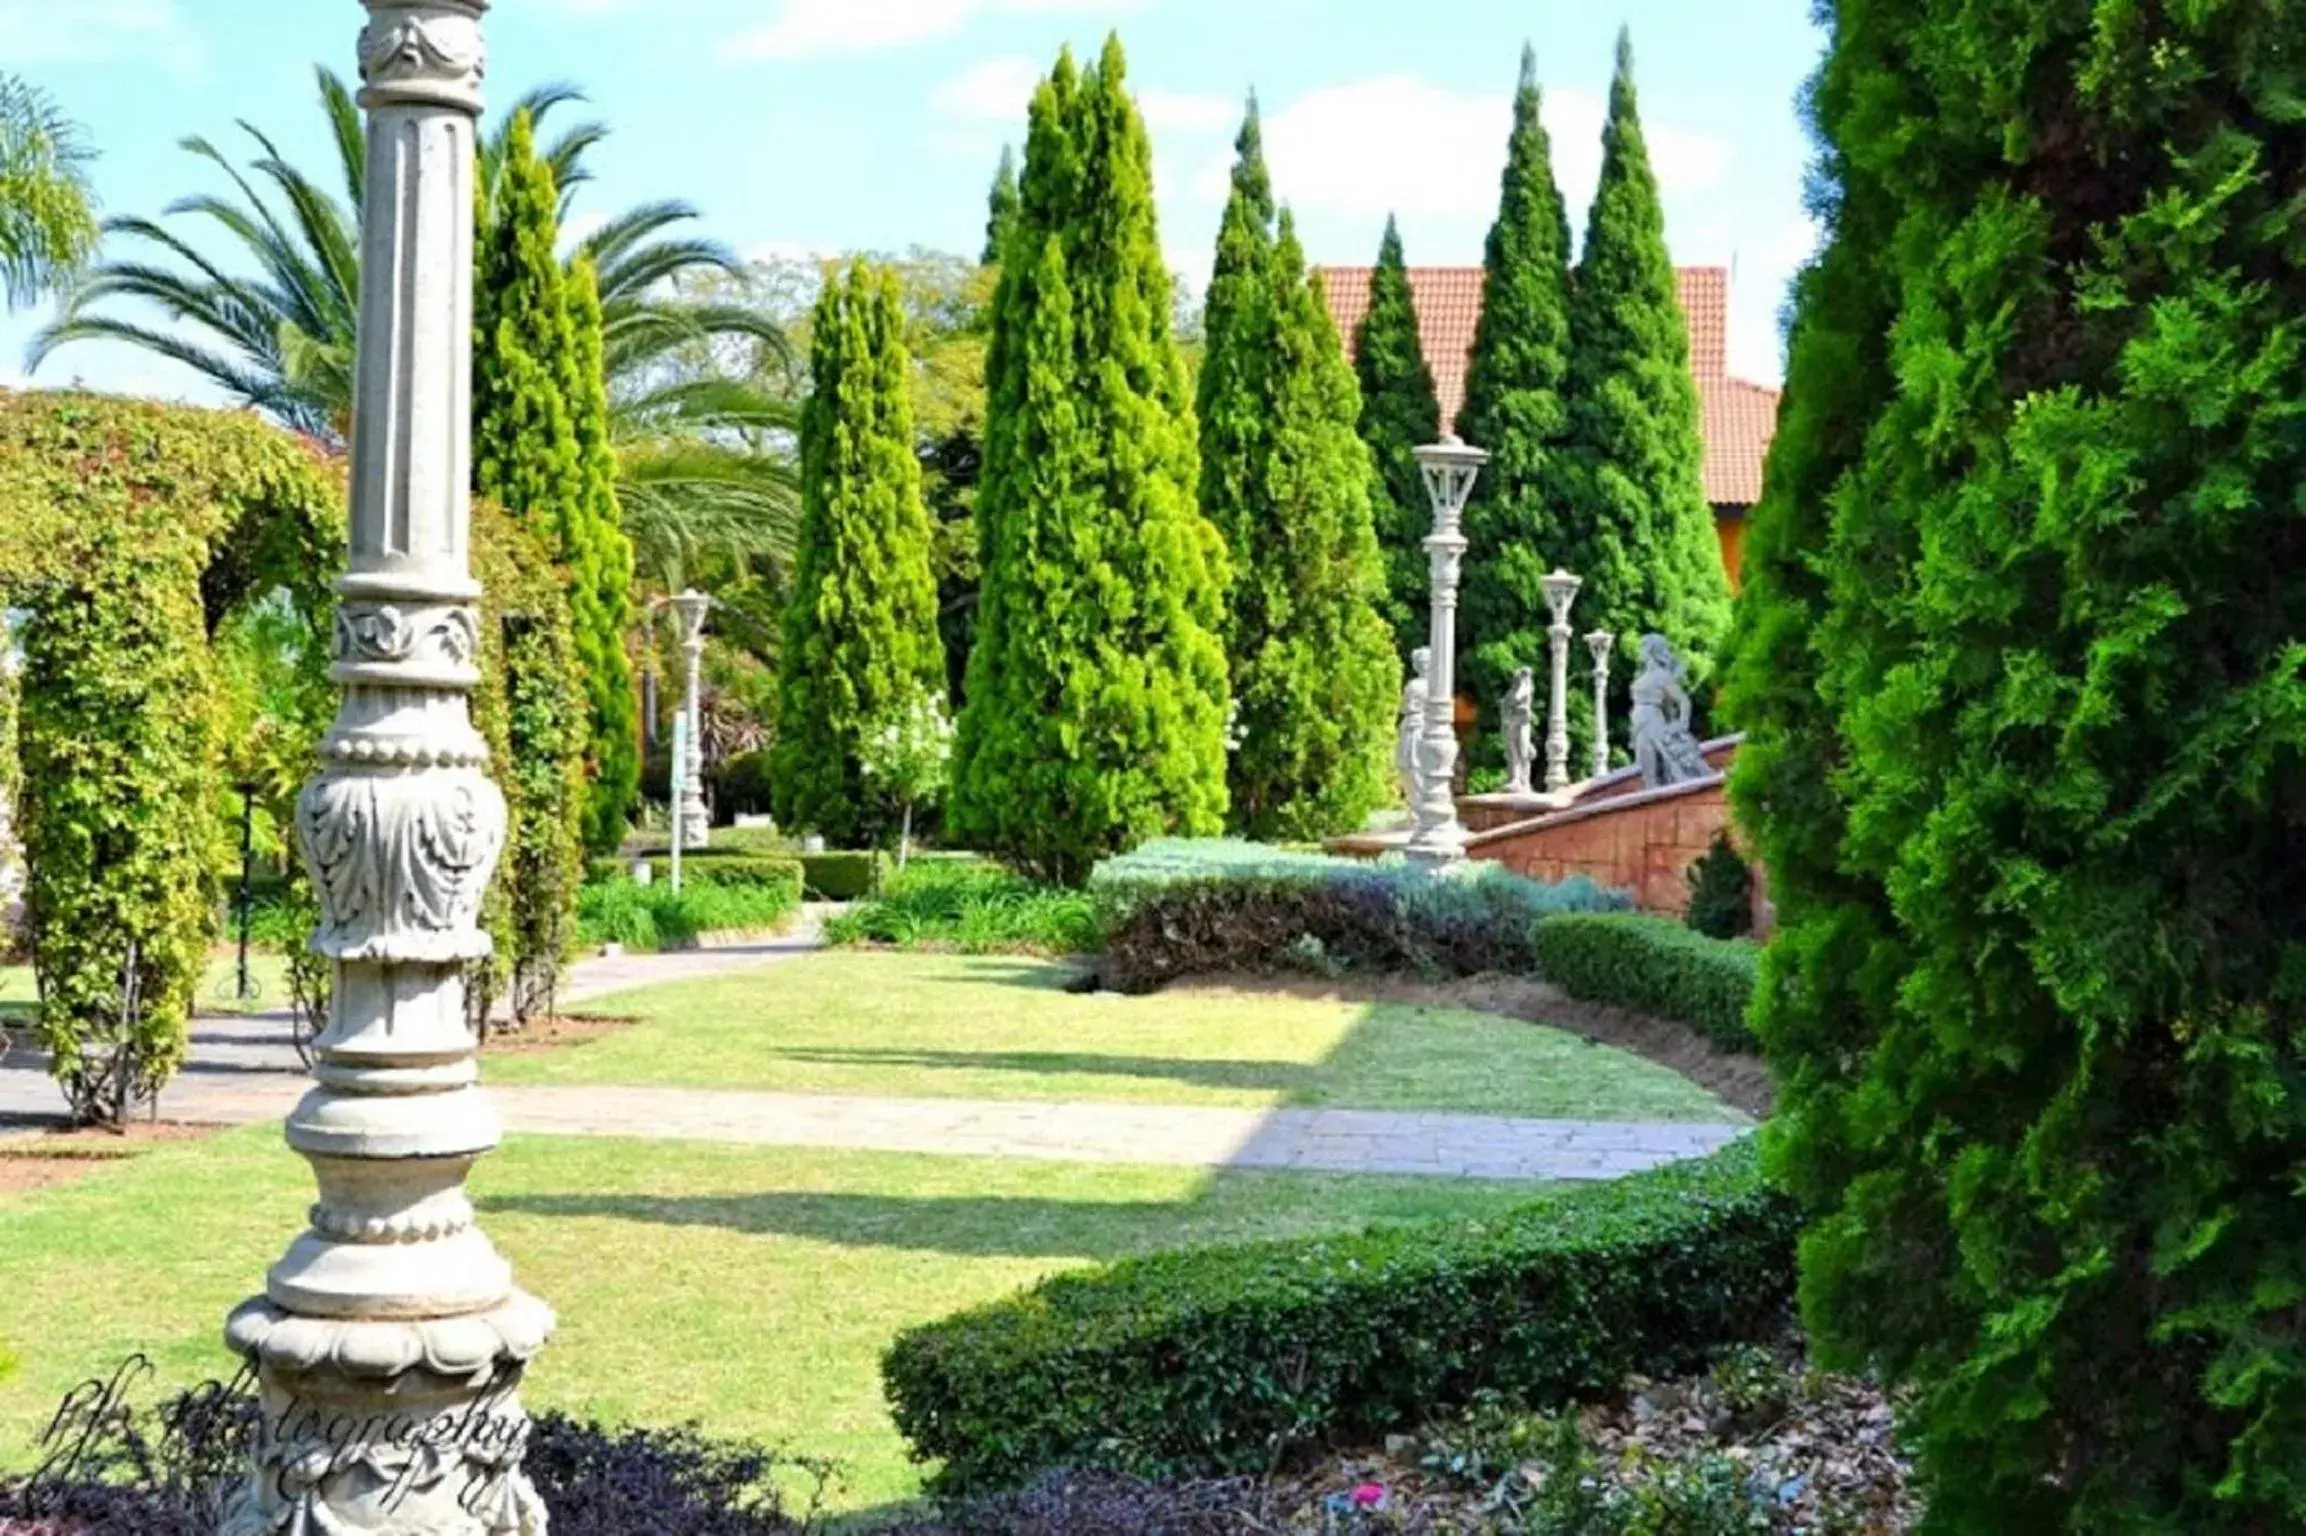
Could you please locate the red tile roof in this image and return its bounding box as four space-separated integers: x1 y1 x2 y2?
1318 264 1777 509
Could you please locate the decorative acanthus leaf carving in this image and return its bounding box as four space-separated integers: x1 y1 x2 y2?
335 603 480 670
297 768 505 961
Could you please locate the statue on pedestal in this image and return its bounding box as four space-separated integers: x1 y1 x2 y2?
1502 667 1536 794
1396 647 1431 809
1630 634 1712 789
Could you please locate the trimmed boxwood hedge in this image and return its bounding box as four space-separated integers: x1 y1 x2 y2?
882 1142 1793 1494
799 849 890 901
1097 866 1627 994
1533 913 1759 1051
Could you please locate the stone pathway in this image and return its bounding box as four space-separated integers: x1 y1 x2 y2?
2 916 1748 1182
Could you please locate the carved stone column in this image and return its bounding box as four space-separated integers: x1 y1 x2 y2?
1541 569 1582 793
1405 437 1487 872
1585 629 1615 780
224 5 553 1531
672 588 712 850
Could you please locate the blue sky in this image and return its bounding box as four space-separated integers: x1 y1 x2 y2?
0 0 1827 402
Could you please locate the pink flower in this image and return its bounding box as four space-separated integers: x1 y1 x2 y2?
1350 1482 1386 1508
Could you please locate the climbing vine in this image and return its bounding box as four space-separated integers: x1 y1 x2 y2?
0 392 339 1125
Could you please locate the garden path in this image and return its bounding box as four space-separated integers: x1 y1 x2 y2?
2 910 1748 1182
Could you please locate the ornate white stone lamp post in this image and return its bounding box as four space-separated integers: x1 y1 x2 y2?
226 4 553 1530
1585 628 1616 780
1404 435 1487 872
1541 569 1582 792
671 587 712 853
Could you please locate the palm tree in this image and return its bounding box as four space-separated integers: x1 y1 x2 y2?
31 68 799 573
0 75 99 311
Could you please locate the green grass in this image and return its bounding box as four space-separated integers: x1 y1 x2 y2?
576 877 800 952
487 950 1741 1123
0 1127 1540 1513
0 951 295 1024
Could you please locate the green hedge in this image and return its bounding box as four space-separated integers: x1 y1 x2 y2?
575 873 801 952
799 850 890 901
1533 914 1759 1051
591 854 803 900
883 1142 1793 1494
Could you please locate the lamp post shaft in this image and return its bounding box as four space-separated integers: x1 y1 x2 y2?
1586 630 1616 781
1541 571 1581 794
226 5 552 1531
674 592 711 851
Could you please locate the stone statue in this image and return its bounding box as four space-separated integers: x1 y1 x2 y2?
1396 647 1431 807
1630 633 1712 789
1502 667 1536 794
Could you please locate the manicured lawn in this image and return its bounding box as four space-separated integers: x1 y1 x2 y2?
488 950 1741 1124
0 1126 1541 1515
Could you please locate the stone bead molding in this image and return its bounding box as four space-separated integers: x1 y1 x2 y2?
358 0 488 113
297 767 505 963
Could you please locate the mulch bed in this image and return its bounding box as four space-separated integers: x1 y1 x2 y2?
0 1122 213 1196
481 1011 636 1055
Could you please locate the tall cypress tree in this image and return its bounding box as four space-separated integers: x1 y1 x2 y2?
950 39 1229 883
1455 44 1573 735
1726 1 2306 1526
1353 215 1443 661
561 257 641 852
984 145 1020 265
473 112 582 537
772 260 945 844
470 110 590 996
1224 214 1399 838
1196 97 1276 623
1557 31 1731 760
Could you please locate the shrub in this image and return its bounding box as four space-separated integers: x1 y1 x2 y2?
712 749 776 822
1681 834 1753 940
827 859 1100 955
0 1395 832 1536
1096 863 1627 993
1533 914 1757 1052
575 876 799 953
797 849 888 901
1087 837 1364 894
681 856 805 897
883 1142 1793 1494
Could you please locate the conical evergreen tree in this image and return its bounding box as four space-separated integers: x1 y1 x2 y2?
561 257 641 852
1557 31 1731 761
1352 215 1443 660
1196 97 1277 629
470 110 591 994
1726 2 2306 1526
771 260 945 844
1224 214 1398 838
1455 44 1573 737
984 144 1020 265
473 112 582 535
950 39 1229 883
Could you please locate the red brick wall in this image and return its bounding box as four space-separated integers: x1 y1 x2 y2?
1470 778 1732 916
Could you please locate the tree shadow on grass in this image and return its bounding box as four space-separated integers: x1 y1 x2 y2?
483 1188 1216 1260
767 1046 1317 1098
480 1177 1503 1262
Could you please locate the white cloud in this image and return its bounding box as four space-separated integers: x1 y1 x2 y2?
1138 89 1237 135
0 0 191 65
930 56 1045 121
932 55 1230 146
1196 75 1732 238
733 0 1140 61
1726 215 1819 383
